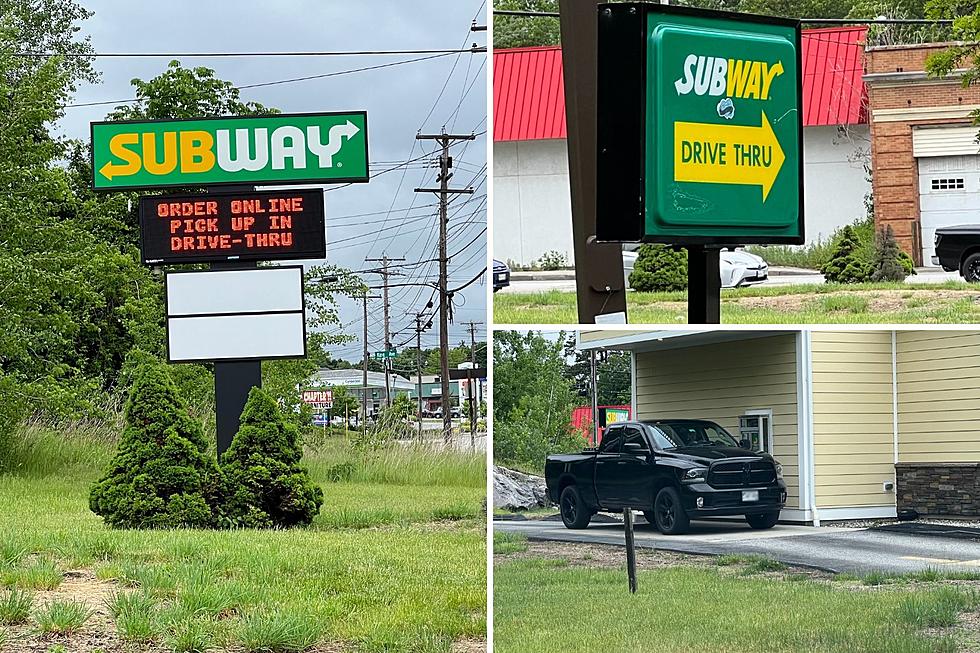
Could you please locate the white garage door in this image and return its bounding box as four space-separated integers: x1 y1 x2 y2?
917 155 980 266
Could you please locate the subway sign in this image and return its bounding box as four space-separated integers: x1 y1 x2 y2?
596 4 803 244
91 112 368 191
138 189 326 265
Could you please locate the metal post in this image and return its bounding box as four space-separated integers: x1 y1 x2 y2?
559 0 628 324
624 507 638 594
590 349 599 447
463 321 482 445
687 245 721 324
415 132 475 444
366 255 405 407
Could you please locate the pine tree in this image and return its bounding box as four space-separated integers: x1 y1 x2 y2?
820 225 869 283
871 225 909 282
221 387 324 528
89 363 221 528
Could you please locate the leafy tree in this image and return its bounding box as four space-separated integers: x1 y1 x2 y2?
629 245 688 292
221 388 324 528
925 0 980 94
821 225 870 283
89 363 222 528
493 0 559 49
493 331 583 471
562 337 631 406
330 385 360 421
871 225 910 281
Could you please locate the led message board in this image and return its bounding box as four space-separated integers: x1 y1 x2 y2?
92 111 368 191
596 3 803 245
139 189 325 265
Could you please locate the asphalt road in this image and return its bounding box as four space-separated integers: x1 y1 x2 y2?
498 267 962 294
494 517 980 574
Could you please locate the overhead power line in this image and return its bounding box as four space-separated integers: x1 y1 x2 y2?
20 47 487 58
65 52 462 109
491 9 954 24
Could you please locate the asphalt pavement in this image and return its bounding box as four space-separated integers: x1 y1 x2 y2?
498 267 962 293
494 516 980 574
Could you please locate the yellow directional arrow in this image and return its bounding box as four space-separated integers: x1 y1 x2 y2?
673 110 785 201
99 133 142 181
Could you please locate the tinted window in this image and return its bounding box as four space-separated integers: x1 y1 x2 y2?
598 427 624 454
648 421 739 449
622 427 649 452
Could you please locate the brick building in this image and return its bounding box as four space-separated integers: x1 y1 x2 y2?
866 43 980 265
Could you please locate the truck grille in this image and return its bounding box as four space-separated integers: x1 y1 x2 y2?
707 460 776 488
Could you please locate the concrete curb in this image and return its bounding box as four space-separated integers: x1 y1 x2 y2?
509 266 820 282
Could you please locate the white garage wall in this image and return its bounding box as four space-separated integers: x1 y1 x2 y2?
493 126 872 268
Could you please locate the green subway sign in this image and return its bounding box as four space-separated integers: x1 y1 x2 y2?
91 111 369 191
596 4 803 245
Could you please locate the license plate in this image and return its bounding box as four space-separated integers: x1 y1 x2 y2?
495 274 504 282
742 490 759 502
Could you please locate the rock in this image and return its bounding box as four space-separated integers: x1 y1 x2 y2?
493 465 549 510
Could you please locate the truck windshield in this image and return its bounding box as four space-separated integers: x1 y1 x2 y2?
648 421 740 449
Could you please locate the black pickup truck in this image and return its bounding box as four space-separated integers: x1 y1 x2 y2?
933 226 980 282
545 419 787 534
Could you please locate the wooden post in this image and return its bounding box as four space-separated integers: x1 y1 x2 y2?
624 508 637 594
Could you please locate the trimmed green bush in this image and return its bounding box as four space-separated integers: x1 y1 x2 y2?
820 225 869 283
221 388 323 528
628 245 688 292
89 363 222 529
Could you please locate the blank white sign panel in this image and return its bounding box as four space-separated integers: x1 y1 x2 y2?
167 267 303 316
168 313 305 362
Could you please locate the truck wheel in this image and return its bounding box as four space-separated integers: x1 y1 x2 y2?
746 511 780 529
559 486 591 529
653 487 690 535
962 253 980 283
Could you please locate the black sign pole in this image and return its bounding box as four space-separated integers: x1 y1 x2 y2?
623 507 638 594
210 185 262 458
687 245 721 324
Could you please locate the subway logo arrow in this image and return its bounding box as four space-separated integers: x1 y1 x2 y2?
673 111 785 201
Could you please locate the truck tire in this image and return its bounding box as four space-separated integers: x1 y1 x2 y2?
559 486 591 529
962 253 980 283
653 487 690 535
746 511 780 529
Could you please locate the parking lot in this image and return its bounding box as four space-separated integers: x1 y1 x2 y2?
494 516 980 574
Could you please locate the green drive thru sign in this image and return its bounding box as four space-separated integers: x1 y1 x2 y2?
596 4 803 244
91 111 369 191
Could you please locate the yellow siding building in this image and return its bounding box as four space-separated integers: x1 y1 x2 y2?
578 329 980 523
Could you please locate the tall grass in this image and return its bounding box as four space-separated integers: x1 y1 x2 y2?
3 417 118 478
304 438 485 489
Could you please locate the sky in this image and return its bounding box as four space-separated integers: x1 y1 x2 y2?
55 0 488 365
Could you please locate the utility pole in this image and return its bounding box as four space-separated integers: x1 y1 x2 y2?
411 311 428 442
361 291 380 435
462 321 482 445
415 131 475 444
366 255 405 407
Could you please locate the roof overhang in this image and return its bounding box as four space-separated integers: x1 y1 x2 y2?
577 329 797 353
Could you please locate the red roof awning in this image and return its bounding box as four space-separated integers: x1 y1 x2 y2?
493 26 867 142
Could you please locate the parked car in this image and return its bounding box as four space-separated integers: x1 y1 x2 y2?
493 259 511 292
622 245 768 289
933 226 980 282
544 419 787 534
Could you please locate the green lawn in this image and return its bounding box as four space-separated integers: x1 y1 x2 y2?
0 425 486 652
494 556 979 653
494 281 980 324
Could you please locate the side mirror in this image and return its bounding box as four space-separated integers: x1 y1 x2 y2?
739 438 753 450
622 442 649 455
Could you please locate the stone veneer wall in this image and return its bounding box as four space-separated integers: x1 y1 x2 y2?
895 463 980 517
